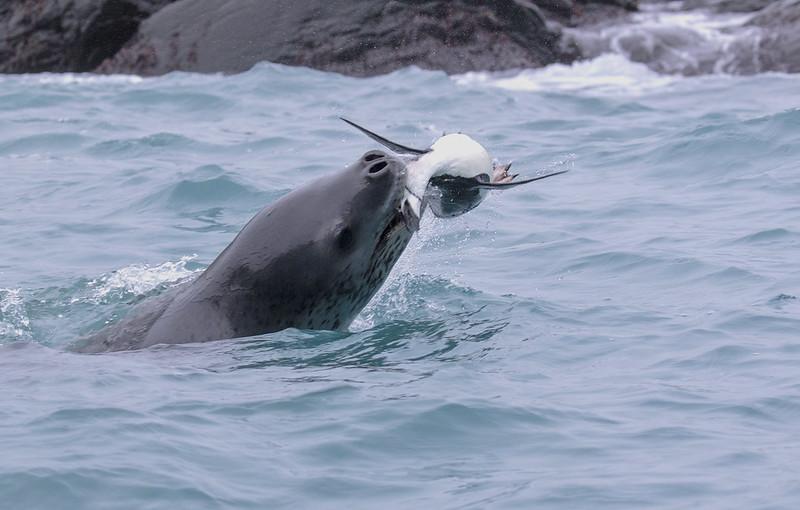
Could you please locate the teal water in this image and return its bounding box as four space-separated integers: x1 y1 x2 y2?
1 58 799 509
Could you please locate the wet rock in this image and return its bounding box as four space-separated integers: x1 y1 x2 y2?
536 0 639 22
580 0 638 11
0 0 176 73
563 0 799 76
1 0 640 76
680 0 772 13
745 0 800 73
97 0 573 77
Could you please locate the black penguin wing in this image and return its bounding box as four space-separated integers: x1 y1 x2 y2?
340 117 431 156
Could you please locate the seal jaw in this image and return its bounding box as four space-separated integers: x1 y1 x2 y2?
401 199 421 232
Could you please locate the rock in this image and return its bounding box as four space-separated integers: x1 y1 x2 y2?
534 0 577 20
568 2 637 28
745 0 800 73
564 20 725 75
562 0 799 76
98 0 576 77
578 0 638 11
0 0 176 73
680 0 772 13
530 0 640 20
0 0 639 76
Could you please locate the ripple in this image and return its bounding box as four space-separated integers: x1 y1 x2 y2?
87 133 200 158
0 91 72 110
228 310 509 371
0 133 89 155
767 294 797 309
629 426 709 441
732 228 800 245
716 313 800 336
135 175 270 211
557 251 665 274
0 469 220 510
114 89 233 112
28 407 146 427
696 266 764 285
745 107 800 135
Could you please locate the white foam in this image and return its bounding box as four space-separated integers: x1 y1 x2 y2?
455 54 677 95
456 2 766 93
632 4 752 38
88 255 201 301
0 73 147 85
0 288 31 339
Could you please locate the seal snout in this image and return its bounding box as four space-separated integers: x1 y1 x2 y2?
361 150 396 179
368 160 388 174
363 151 384 163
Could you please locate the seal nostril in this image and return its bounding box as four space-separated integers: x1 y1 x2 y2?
364 153 382 162
368 161 388 174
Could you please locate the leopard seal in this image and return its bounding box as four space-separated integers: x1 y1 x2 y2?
73 150 417 353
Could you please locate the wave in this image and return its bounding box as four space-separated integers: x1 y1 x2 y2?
456 54 679 94
87 133 199 158
732 228 800 245
0 73 147 85
0 132 89 155
134 174 268 211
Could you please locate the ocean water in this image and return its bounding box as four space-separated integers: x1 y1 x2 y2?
1 55 799 509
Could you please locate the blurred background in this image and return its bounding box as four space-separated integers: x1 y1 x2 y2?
1 0 798 78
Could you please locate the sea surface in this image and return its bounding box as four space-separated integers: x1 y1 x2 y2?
1 53 799 509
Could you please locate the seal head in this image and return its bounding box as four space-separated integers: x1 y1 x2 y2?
74 150 416 352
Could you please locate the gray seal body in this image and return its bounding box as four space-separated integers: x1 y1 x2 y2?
75 151 414 353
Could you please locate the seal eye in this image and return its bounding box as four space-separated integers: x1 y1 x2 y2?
336 226 355 251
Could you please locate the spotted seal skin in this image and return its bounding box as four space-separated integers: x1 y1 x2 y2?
73 150 414 353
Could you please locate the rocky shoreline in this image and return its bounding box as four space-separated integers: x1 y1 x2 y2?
1 0 798 77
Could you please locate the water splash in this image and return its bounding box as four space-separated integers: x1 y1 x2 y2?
455 54 677 94
0 288 31 340
86 255 202 303
564 3 766 76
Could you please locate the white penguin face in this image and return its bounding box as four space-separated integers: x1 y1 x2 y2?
403 133 493 218
428 133 493 179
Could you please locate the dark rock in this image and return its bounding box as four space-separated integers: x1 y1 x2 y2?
98 0 576 77
745 0 800 73
568 2 637 27
748 0 800 28
0 0 639 76
536 0 638 26
680 0 772 13
0 0 176 73
578 0 638 11
534 0 577 19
